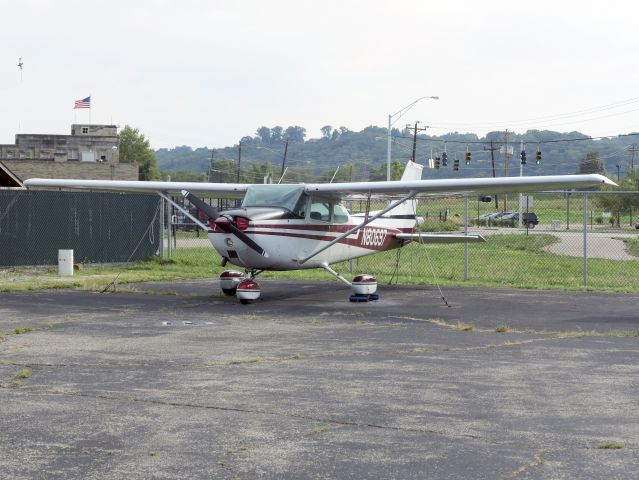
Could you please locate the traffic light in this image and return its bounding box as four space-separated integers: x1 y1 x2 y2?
465 151 471 165
520 149 527 165
435 157 440 169
535 150 541 164
453 158 459 171
442 152 448 167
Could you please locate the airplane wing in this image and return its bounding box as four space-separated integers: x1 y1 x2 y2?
304 174 615 196
395 233 486 243
22 178 248 197
24 173 615 197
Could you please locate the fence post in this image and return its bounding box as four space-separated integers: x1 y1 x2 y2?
464 195 469 281
159 196 165 258
583 192 588 287
167 176 173 258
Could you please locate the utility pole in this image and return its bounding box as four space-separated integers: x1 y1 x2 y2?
406 122 429 168
629 143 637 225
281 138 289 177
629 143 638 172
484 141 499 209
503 130 511 211
411 122 418 161
207 149 216 182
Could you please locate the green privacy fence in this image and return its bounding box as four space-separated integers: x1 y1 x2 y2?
0 191 160 267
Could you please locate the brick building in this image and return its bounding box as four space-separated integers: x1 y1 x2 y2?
0 124 138 181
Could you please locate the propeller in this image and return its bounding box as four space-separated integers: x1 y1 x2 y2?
182 190 268 257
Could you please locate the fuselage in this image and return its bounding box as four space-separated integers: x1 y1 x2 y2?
208 206 415 271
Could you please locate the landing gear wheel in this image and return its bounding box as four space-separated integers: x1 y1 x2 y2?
350 274 378 301
236 278 261 304
219 270 244 296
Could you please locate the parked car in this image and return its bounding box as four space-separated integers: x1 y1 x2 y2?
476 211 513 226
499 212 539 228
522 212 539 228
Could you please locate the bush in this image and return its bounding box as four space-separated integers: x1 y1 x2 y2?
417 219 460 232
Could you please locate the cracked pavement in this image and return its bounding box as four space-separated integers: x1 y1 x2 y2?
1 280 638 479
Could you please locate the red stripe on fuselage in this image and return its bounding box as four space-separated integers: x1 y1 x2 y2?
251 223 414 233
210 226 403 251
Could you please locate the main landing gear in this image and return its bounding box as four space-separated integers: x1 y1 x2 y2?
220 266 379 304
219 270 262 304
320 263 379 302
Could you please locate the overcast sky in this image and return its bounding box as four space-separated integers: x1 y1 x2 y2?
2 0 638 149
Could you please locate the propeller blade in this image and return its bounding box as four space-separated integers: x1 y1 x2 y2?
182 190 218 219
228 223 269 257
214 216 268 257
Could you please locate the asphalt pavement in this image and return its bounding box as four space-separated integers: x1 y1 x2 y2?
1 280 638 479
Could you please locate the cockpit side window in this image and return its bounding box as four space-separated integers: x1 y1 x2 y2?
333 203 349 224
309 199 350 223
310 201 331 222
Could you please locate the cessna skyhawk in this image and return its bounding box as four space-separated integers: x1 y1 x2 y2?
24 161 614 303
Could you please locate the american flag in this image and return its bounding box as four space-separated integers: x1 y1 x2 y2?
74 96 91 109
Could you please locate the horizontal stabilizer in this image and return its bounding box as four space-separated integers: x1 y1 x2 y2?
396 233 486 243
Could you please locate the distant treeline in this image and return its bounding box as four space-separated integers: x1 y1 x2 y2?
156 125 639 183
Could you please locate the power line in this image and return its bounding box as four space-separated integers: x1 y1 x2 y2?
427 96 639 129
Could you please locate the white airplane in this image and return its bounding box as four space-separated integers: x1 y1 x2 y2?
24 161 614 303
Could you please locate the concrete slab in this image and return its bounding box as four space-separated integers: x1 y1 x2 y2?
0 281 637 479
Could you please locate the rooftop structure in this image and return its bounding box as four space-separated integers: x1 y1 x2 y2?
0 125 138 181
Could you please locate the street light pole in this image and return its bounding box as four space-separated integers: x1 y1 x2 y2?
237 140 242 183
387 96 438 180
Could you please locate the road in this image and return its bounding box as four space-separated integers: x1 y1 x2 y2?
470 226 638 260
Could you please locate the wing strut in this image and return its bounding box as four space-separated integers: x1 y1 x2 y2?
298 190 417 265
158 192 208 230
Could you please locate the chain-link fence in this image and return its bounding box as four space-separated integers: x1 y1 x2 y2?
0 191 160 266
3 189 638 290
165 191 639 290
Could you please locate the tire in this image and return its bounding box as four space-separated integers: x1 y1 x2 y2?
527 222 536 229
222 288 237 296
239 298 252 305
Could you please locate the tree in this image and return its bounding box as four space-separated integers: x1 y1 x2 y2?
285 126 306 143
208 157 238 183
270 126 283 143
119 126 160 180
593 170 639 226
256 126 271 143
369 160 403 181
247 161 275 183
577 151 606 175
320 125 333 139
159 169 207 182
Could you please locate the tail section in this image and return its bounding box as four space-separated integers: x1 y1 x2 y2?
400 160 424 182
364 161 422 231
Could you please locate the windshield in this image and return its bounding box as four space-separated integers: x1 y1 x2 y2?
242 185 307 216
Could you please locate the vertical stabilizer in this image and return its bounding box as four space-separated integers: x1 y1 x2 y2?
400 160 424 182
372 161 422 230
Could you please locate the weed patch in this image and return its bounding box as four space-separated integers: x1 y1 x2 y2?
597 442 624 449
15 368 32 379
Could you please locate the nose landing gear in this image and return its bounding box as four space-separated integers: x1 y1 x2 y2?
219 270 262 304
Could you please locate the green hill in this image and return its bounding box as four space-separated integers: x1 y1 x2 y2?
156 126 639 182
